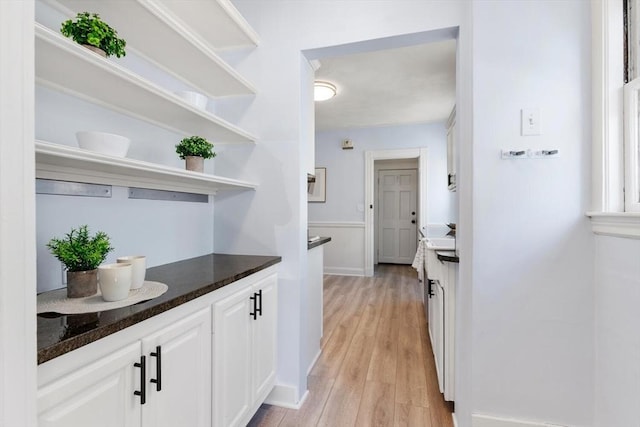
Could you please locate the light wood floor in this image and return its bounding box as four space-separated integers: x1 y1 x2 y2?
248 264 454 427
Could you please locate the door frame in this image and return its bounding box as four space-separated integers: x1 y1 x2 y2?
365 148 428 277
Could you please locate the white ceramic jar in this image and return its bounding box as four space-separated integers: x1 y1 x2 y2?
98 263 132 302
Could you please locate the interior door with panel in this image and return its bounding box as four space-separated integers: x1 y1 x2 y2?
377 169 418 264
38 342 142 427
142 307 211 427
252 274 278 402
213 286 253 427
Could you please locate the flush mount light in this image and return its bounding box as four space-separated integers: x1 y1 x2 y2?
314 81 337 101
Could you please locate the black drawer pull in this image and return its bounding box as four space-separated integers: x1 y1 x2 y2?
134 355 146 405
256 289 263 317
249 293 257 320
150 345 162 392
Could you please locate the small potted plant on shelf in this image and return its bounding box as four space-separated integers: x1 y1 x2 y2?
47 225 114 298
60 12 126 58
175 135 216 172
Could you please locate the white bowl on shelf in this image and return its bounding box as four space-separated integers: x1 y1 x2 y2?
76 131 131 158
175 90 208 110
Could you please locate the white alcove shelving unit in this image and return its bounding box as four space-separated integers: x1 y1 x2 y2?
35 0 259 194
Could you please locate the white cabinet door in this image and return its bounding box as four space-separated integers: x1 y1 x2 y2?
213 286 253 427
38 342 142 427
433 281 445 394
142 307 212 427
252 274 278 402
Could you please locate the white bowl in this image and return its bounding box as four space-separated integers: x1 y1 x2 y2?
76 131 131 158
175 90 208 110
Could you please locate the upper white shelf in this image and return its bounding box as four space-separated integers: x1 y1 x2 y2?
47 0 258 98
35 23 256 144
35 140 257 195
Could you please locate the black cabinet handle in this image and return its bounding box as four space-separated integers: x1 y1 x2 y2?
256 289 263 317
150 345 162 392
427 279 434 298
249 293 257 320
134 355 146 405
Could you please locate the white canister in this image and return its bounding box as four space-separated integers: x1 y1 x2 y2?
117 255 146 290
98 263 132 302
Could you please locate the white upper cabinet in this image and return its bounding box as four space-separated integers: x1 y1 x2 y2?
45 0 258 98
35 24 256 144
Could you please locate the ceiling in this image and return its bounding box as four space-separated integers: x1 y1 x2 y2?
314 39 457 131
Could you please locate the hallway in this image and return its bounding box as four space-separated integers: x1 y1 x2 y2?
248 264 454 427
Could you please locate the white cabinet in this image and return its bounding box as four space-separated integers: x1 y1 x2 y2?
141 308 212 427
305 244 324 374
425 249 456 402
37 307 211 427
213 273 278 427
446 107 457 192
38 342 142 427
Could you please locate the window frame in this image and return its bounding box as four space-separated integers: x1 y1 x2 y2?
588 0 640 237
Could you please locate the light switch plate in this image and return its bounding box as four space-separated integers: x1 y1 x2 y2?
521 108 540 136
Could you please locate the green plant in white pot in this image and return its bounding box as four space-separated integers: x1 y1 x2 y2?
47 225 114 298
60 12 126 58
175 136 216 173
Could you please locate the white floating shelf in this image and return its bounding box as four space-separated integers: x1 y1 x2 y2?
47 0 258 98
35 140 257 195
35 23 256 144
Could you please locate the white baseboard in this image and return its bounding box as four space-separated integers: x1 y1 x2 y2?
324 267 365 276
264 384 308 409
453 413 459 427
472 414 566 427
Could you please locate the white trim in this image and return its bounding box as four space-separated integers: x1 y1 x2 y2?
323 267 366 276
364 148 428 277
452 413 459 427
308 221 365 229
472 414 567 427
264 384 308 409
587 212 640 238
591 0 625 212
624 78 640 211
0 1 37 425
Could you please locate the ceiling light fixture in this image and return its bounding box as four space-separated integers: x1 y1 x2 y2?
314 81 337 101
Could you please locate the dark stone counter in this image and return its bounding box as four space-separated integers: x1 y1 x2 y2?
436 250 459 263
308 236 331 250
38 253 281 364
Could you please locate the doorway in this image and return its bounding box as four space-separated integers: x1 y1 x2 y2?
365 148 428 277
375 160 418 264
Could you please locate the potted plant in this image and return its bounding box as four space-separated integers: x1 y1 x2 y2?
47 225 114 298
175 135 216 172
60 12 126 58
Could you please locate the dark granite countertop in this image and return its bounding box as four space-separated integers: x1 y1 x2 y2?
38 253 281 364
308 236 331 250
436 250 459 263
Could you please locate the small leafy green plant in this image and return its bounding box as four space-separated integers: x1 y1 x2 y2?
47 225 114 272
61 12 126 58
175 136 216 159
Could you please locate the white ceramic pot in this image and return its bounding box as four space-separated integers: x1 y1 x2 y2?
175 90 208 110
76 131 131 158
98 263 132 302
117 255 146 290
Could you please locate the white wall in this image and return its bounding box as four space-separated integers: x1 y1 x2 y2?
470 1 594 426
594 235 640 427
310 123 453 223
219 0 464 408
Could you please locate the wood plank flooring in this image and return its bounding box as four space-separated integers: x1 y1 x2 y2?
248 264 453 427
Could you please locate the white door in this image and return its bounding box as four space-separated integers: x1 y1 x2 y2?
377 169 418 264
252 274 278 403
213 286 253 427
38 342 142 427
142 307 211 427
